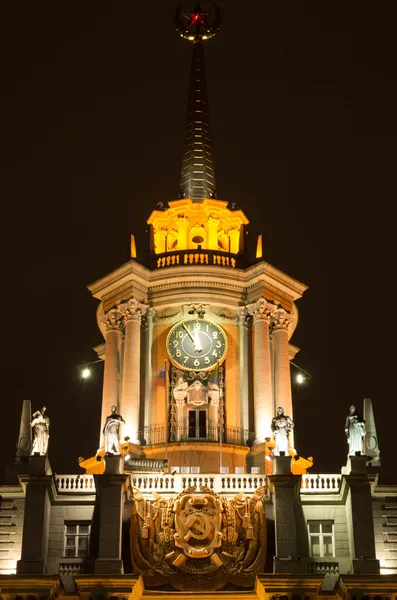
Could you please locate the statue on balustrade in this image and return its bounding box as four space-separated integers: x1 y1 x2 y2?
271 406 294 456
345 404 366 456
103 405 125 454
31 405 50 455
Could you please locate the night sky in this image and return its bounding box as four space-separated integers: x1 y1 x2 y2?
2 2 396 481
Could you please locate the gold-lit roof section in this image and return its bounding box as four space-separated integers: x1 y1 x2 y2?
147 198 249 258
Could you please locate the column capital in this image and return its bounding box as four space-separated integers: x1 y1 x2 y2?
245 298 275 323
207 214 220 226
101 308 123 331
142 306 155 328
237 307 250 327
272 307 293 331
120 298 149 323
176 215 189 229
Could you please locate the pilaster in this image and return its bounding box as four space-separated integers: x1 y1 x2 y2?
95 457 128 574
345 456 380 574
17 457 53 574
143 308 154 433
269 456 302 574
238 309 250 434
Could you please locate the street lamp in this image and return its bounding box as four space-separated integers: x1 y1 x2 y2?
77 359 102 380
291 362 312 384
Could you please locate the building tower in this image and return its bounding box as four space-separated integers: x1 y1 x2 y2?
81 2 308 476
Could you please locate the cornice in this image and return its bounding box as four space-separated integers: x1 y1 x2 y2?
245 260 308 301
87 260 150 300
88 260 307 311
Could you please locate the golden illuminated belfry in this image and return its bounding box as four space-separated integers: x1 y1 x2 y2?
81 1 309 476
1 3 396 598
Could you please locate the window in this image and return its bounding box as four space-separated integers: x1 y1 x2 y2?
188 409 207 439
64 523 90 558
308 521 335 558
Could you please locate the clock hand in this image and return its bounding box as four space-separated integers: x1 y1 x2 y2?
182 322 195 345
193 328 203 353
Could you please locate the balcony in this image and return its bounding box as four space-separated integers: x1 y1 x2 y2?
301 474 342 494
55 473 268 496
151 249 247 270
139 424 254 447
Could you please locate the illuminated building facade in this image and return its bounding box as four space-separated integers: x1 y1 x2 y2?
1 4 396 599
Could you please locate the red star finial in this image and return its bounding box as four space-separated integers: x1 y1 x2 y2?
183 3 209 27
174 2 222 43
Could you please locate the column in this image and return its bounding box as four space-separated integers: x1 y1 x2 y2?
120 298 148 445
154 228 167 253
100 307 122 447
143 309 154 434
245 298 274 442
238 310 250 434
176 215 189 249
272 307 294 448
207 215 220 249
229 227 240 254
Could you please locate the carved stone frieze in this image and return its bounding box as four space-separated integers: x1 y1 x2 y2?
130 485 267 590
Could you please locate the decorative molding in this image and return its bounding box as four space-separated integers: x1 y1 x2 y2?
119 298 149 323
150 279 244 293
101 308 123 331
245 298 276 323
102 280 149 304
272 307 293 331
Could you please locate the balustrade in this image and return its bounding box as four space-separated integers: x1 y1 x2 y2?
55 472 342 496
301 474 342 493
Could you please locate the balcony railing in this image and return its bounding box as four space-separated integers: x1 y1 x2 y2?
151 249 247 270
54 473 268 496
308 561 339 575
55 474 96 493
139 425 255 447
55 473 344 496
301 474 342 493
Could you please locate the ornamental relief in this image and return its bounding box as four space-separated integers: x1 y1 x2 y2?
130 485 266 589
243 298 294 332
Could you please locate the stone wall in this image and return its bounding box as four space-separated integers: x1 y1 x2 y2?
373 494 397 574
0 495 24 574
47 504 95 574
301 503 351 574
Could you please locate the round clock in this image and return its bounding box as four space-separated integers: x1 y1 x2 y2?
166 318 227 372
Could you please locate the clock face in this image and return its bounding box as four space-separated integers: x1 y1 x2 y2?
166 318 227 372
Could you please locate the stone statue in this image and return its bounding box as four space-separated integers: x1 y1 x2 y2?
31 406 50 455
271 406 294 456
345 404 366 456
103 405 125 454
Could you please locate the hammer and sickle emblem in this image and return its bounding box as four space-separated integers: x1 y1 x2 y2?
184 513 211 542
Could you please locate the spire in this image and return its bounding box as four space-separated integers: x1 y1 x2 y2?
174 3 222 202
